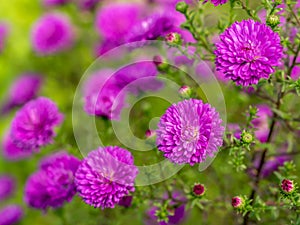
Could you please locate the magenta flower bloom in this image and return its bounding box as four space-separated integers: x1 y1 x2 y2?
82 69 126 120
42 0 69 7
252 104 272 143
118 196 133 208
75 146 138 209
1 74 42 114
0 205 23 225
96 4 143 41
127 13 175 43
193 183 205 196
157 99 224 166
0 22 8 53
31 13 74 55
232 196 243 208
0 175 15 201
203 0 228 6
24 152 80 210
145 192 186 225
2 133 33 161
114 61 162 95
215 19 283 86
10 97 63 151
281 179 294 193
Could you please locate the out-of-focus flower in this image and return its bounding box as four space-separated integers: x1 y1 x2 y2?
77 0 100 10
24 152 80 210
95 3 143 42
114 61 162 95
2 134 32 161
178 86 192 99
156 99 224 166
42 0 69 7
1 74 42 114
31 13 74 55
145 129 156 138
215 20 283 86
203 0 228 6
0 205 23 225
145 191 186 225
75 146 138 209
290 57 300 81
10 97 64 151
118 196 133 208
227 123 242 139
0 175 15 201
252 104 272 143
0 22 8 53
82 69 126 120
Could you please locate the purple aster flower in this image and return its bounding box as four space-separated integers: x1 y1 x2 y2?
0 175 15 201
290 56 300 80
281 179 294 193
1 74 42 114
0 205 23 225
82 69 126 120
227 123 242 139
252 104 272 143
156 99 224 166
1 133 32 161
114 61 163 95
0 22 8 53
77 0 100 10
95 3 143 42
75 146 138 209
10 97 64 151
24 151 80 210
203 0 228 6
145 191 186 225
42 0 69 7
232 196 243 208
31 13 74 55
215 19 283 86
127 13 175 43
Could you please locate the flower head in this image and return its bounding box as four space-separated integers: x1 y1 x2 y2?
82 69 125 120
10 97 64 151
0 205 23 225
31 13 74 55
2 133 33 161
75 146 138 209
157 99 224 165
24 152 80 210
281 179 294 193
0 175 15 201
2 74 42 113
215 19 283 86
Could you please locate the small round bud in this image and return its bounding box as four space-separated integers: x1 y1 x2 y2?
281 179 294 193
178 85 192 99
165 33 182 46
176 2 188 14
153 55 163 66
267 15 280 28
145 129 156 138
193 183 205 196
241 131 253 144
274 0 282 5
232 196 244 208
